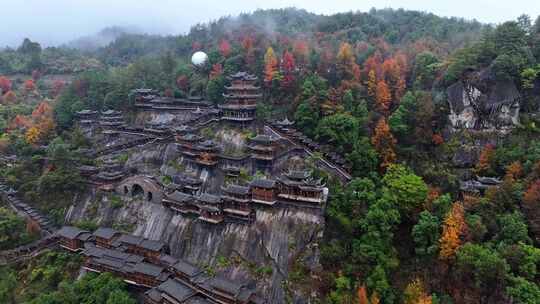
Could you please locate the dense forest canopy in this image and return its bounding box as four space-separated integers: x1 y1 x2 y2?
0 7 540 304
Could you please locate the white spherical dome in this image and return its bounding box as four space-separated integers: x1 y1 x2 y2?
191 51 208 66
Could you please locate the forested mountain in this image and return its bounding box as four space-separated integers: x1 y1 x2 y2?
1 7 540 304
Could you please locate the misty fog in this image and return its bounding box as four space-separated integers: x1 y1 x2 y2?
3 0 540 48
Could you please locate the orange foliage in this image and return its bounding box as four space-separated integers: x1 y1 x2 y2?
241 35 254 51
264 47 278 84
281 50 296 89
0 76 12 93
51 80 65 98
367 70 377 98
363 51 383 81
439 202 467 261
25 126 41 144
432 134 444 145
2 90 17 104
293 40 309 64
357 285 369 304
219 39 231 57
523 180 540 206
24 79 36 92
505 161 523 182
370 293 380 304
9 115 31 130
32 101 53 120
375 80 392 114
210 63 223 80
371 117 397 171
475 144 495 175
404 278 432 304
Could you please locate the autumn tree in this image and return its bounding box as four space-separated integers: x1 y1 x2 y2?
375 80 392 114
25 126 41 144
523 180 540 239
2 91 16 104
0 76 11 94
51 80 65 98
336 42 358 81
241 35 255 66
210 63 223 80
357 285 369 304
505 161 523 182
439 202 467 261
293 40 309 66
264 47 279 85
371 117 397 171
475 144 496 176
24 79 36 92
281 50 296 90
219 39 231 58
8 115 31 130
367 70 377 101
403 278 432 304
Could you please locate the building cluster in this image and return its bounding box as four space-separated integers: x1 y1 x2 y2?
162 170 327 224
174 126 284 174
56 226 264 304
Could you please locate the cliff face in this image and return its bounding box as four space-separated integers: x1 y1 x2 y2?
66 140 325 303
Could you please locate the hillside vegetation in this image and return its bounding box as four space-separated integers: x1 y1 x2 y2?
0 8 540 304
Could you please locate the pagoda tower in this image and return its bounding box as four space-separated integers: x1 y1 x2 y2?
219 72 261 126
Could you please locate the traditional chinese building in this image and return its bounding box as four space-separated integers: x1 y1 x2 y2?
112 234 168 263
219 72 261 125
83 243 169 288
197 193 224 224
249 179 277 206
75 109 99 127
276 170 326 205
194 140 220 167
194 275 263 304
93 227 122 249
57 226 92 252
221 184 253 221
144 278 197 304
171 260 204 286
99 110 125 129
248 134 280 171
177 134 203 161
172 174 203 196
95 157 126 183
162 191 200 215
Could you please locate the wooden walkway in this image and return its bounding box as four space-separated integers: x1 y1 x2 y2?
0 182 56 234
265 125 352 183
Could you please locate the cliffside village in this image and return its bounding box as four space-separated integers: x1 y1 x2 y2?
74 72 335 225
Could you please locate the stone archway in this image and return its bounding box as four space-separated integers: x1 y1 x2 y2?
115 175 163 204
